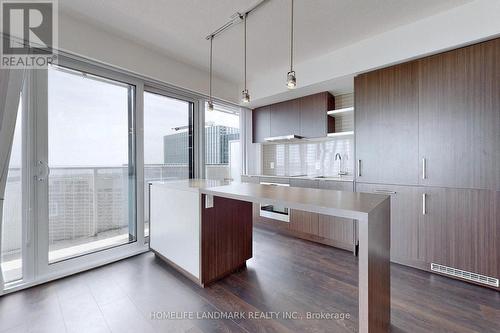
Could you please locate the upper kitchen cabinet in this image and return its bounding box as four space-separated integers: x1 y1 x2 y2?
299 92 335 138
252 105 271 143
418 39 500 190
270 99 300 138
252 92 335 142
355 62 419 185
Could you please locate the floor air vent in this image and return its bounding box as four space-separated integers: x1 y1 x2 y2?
431 263 499 287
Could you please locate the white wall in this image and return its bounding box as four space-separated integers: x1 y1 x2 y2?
58 13 239 104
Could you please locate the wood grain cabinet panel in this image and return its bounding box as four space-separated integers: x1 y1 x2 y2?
289 178 319 188
356 183 422 266
299 92 335 138
240 175 260 184
252 106 271 143
418 38 500 190
419 187 499 278
270 100 300 137
253 92 335 142
355 62 419 185
289 209 319 235
317 181 355 250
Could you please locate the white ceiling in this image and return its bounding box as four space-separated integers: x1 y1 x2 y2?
60 0 472 95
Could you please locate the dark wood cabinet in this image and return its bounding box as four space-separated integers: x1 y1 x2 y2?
252 92 335 142
299 92 335 138
356 183 423 266
419 188 499 279
355 62 419 185
252 105 270 143
418 38 500 190
270 100 300 137
353 37 500 289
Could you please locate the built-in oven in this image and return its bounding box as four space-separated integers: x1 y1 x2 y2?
259 182 290 222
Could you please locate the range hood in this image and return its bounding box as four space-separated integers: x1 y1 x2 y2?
263 134 304 142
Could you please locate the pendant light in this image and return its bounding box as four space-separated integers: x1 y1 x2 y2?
286 0 297 89
241 13 250 103
208 35 214 111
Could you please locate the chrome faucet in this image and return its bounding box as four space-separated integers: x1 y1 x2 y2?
335 153 348 176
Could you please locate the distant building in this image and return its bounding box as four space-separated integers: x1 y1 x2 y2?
163 125 239 165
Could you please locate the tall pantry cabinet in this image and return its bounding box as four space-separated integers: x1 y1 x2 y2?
355 38 500 289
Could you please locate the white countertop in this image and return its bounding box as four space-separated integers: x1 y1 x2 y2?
244 174 354 182
201 182 388 220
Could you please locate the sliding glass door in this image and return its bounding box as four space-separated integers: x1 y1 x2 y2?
143 89 194 237
32 59 141 277
43 64 136 263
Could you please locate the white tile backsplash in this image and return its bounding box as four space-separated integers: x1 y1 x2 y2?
262 138 354 177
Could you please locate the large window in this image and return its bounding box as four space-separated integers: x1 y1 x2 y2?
205 103 240 180
143 91 193 237
1 95 23 283
47 65 136 263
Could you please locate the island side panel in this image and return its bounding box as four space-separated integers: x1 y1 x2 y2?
150 185 201 281
201 194 253 286
358 198 391 333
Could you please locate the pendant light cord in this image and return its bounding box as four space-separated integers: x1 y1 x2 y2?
290 0 294 72
209 36 213 104
244 13 247 90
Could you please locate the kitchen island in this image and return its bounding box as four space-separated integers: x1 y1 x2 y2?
150 179 391 333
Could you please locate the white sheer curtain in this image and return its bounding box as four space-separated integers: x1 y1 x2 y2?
0 68 25 290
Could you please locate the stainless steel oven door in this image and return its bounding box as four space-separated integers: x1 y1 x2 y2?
259 182 290 222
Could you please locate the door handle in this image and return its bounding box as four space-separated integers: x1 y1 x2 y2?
37 160 50 182
422 193 427 215
422 158 426 180
357 160 361 177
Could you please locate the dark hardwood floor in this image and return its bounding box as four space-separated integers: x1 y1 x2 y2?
1 227 499 333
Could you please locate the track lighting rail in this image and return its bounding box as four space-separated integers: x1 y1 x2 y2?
204 0 269 40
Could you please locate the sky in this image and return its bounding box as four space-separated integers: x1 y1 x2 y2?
7 66 240 168
46 67 239 166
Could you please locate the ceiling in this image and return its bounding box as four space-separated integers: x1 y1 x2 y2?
60 0 471 89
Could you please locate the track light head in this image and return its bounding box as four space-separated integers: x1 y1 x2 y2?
207 101 214 111
241 89 250 103
286 71 296 89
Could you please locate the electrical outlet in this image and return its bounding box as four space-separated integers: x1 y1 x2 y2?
270 162 275 169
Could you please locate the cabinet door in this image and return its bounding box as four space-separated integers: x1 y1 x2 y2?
252 106 270 143
241 175 260 184
317 181 355 248
289 178 319 188
418 39 500 190
419 187 499 278
356 183 422 265
270 100 300 137
289 179 319 235
355 62 419 185
289 210 319 235
299 92 333 138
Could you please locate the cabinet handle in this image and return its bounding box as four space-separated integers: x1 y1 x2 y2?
374 189 396 195
422 193 427 215
422 158 426 180
357 160 361 177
